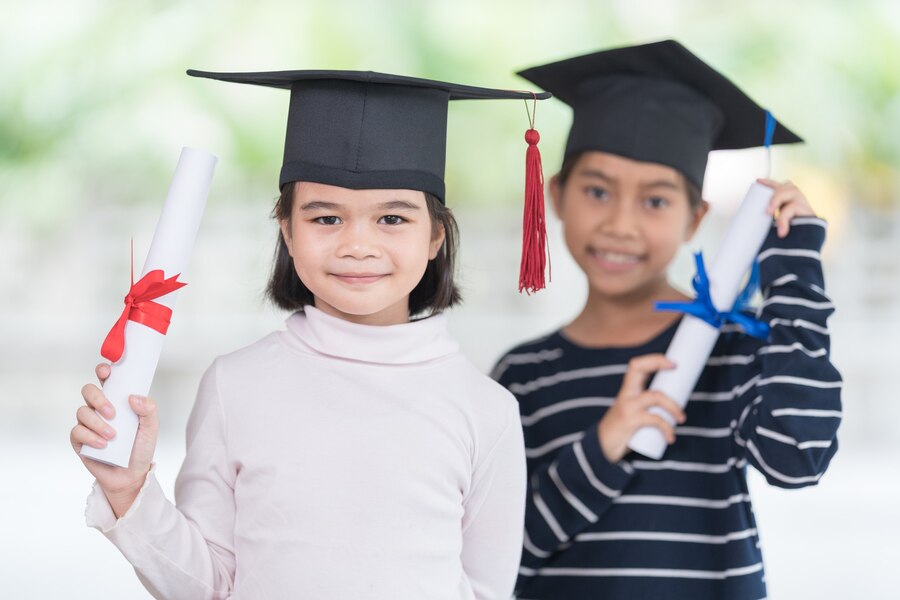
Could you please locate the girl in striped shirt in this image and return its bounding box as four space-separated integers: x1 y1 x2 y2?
493 40 841 600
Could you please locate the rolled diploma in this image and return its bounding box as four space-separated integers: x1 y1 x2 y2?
81 147 217 468
627 182 774 460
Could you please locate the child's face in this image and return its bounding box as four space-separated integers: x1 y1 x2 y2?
280 182 445 326
550 151 707 300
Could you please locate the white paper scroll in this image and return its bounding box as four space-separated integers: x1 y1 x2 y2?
81 147 217 468
627 182 774 460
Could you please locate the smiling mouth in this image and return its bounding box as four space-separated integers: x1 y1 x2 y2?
331 273 387 284
588 248 645 268
590 248 642 265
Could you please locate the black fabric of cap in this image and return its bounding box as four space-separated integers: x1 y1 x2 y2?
188 69 550 201
516 40 802 188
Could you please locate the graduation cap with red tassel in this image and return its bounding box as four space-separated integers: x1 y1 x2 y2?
188 68 552 294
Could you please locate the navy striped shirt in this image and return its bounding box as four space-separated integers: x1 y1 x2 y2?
493 218 841 600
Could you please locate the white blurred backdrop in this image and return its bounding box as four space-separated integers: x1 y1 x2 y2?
2 1 898 598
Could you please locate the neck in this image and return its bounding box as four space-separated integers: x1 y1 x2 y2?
312 298 411 327
565 275 689 347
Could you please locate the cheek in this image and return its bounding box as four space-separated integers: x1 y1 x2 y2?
645 219 687 260
288 236 323 276
399 231 436 277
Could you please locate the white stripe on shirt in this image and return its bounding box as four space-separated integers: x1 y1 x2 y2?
491 347 562 380
575 527 758 545
771 408 842 418
758 343 826 358
526 431 586 458
522 529 552 558
745 439 823 485
756 375 842 389
532 473 569 543
767 274 799 288
631 457 743 474
521 396 614 426
573 441 621 498
612 493 751 509
760 295 834 311
755 426 834 450
549 462 599 523
509 364 629 396
705 354 755 366
520 562 764 580
675 426 733 438
690 375 760 402
789 216 827 228
758 248 821 262
768 318 830 335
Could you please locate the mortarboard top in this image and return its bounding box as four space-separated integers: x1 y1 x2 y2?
187 69 550 203
516 40 802 189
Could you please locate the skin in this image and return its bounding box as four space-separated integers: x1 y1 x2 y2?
279 182 444 327
71 181 445 516
550 151 816 462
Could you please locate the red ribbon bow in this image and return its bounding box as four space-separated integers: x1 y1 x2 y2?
100 266 187 363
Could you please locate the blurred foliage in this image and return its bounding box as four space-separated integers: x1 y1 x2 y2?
1 0 898 231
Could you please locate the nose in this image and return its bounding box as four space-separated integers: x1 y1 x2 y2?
336 220 380 259
600 199 638 238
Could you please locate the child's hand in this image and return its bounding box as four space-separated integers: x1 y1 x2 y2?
758 178 816 239
70 363 159 517
598 354 685 463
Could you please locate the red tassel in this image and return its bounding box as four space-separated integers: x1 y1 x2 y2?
519 127 549 294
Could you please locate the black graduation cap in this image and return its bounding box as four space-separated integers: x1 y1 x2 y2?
187 69 551 202
517 40 802 188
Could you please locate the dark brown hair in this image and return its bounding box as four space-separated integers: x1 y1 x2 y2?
557 151 704 209
266 183 461 317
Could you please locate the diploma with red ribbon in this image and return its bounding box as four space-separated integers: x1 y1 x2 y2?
81 147 217 468
100 268 187 363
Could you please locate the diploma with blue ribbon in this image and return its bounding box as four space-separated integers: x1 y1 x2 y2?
655 252 770 341
628 181 776 460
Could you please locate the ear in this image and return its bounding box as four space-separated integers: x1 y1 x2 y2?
279 218 294 258
429 221 446 260
549 173 564 218
684 199 710 242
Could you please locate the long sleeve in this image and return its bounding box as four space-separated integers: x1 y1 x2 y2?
734 217 842 487
460 402 527 600
85 360 237 599
516 424 634 591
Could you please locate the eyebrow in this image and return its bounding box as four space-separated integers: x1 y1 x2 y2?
576 168 680 191
376 200 422 211
299 199 422 212
642 179 681 191
300 201 342 211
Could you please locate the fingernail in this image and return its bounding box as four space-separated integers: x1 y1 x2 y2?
132 395 144 405
104 427 116 439
101 405 114 419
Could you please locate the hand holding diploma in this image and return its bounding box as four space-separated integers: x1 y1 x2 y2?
70 363 159 517
598 354 686 463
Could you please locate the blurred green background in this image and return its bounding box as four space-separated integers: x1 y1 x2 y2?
2 1 898 598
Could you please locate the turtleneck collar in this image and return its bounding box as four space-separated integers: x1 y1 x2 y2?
284 305 459 365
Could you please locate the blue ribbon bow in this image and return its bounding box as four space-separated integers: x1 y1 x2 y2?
655 252 770 340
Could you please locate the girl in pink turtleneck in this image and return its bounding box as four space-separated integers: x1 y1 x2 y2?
69 69 536 600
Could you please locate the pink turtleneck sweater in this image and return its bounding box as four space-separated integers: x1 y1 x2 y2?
85 307 526 599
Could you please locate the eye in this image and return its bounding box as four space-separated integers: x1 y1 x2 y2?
645 196 670 210
379 215 407 225
585 186 608 200
313 216 342 225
